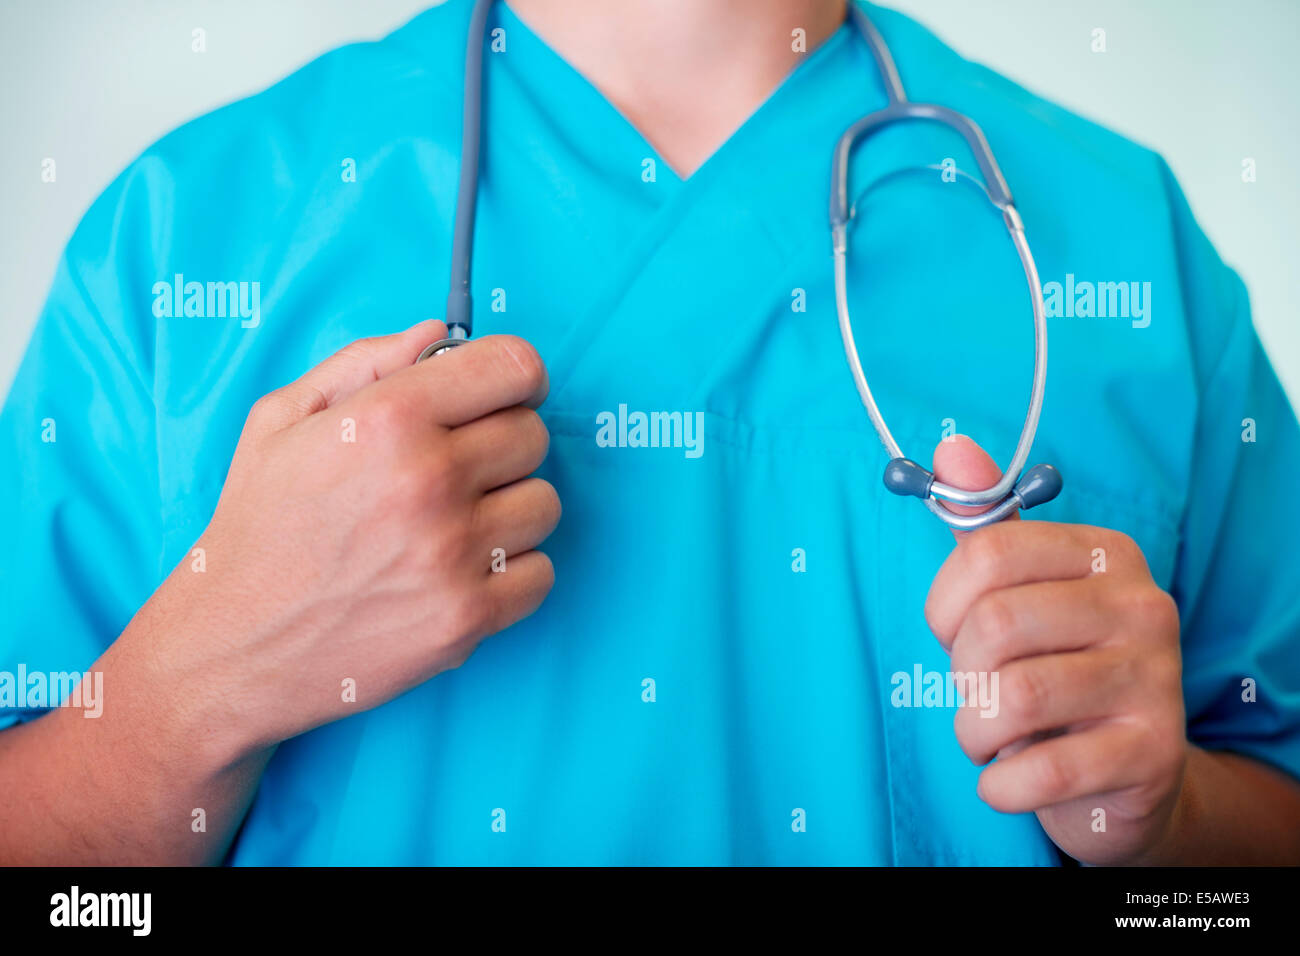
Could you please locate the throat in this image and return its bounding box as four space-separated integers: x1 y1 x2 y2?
506 0 848 178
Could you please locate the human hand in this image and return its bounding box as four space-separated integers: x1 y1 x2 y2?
924 436 1186 864
157 320 560 763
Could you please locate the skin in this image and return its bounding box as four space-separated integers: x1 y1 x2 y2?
2 0 1297 864
0 322 559 863
508 0 849 177
929 437 1300 864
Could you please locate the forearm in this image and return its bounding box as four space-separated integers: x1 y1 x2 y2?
0 585 272 865
1133 745 1300 865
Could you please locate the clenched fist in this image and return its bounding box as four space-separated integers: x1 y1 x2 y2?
161 319 561 760
925 436 1185 865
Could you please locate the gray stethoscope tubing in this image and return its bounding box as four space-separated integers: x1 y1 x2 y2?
417 1 1063 530
416 0 494 362
833 4 1061 530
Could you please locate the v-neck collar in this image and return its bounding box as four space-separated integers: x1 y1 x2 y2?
497 0 859 191
480 2 903 406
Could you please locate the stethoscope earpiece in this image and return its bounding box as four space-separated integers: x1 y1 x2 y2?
882 458 934 500
835 3 1061 533
1011 463 1064 510
882 457 1064 523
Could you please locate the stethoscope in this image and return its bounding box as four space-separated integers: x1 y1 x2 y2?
419 0 1063 532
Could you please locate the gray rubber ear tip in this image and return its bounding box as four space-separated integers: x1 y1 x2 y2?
1014 463 1063 510
883 458 935 499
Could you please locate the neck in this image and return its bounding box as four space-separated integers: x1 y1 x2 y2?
506 0 849 177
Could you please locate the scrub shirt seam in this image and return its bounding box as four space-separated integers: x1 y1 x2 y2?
540 420 1180 533
871 483 902 865
61 258 168 581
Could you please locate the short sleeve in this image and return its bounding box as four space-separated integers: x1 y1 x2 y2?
0 167 164 729
1167 171 1300 782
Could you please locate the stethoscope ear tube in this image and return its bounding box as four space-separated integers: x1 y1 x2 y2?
833 9 1062 534
414 0 1061 536
417 0 494 365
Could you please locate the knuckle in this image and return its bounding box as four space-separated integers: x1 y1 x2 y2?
440 637 478 672
1147 588 1180 633
952 708 981 762
962 525 1014 577
922 590 947 643
981 627 1015 675
393 446 461 512
389 458 434 509
447 591 491 642
955 619 1007 678
1124 585 1180 639
1104 527 1139 556
1031 749 1071 802
1142 646 1184 698
972 592 1017 644
423 451 463 506
533 551 556 591
976 771 1014 813
406 526 444 574
536 479 562 523
949 629 979 680
1005 664 1049 722
336 339 374 365
948 633 970 677
493 336 547 395
516 553 556 612
1101 526 1153 573
366 391 413 436
1107 647 1143 690
518 407 551 457
248 391 283 425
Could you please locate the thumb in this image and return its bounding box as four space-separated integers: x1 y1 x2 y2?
931 434 1018 541
251 318 447 435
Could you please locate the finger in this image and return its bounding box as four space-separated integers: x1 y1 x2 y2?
932 435 1019 542
473 477 562 560
252 320 448 435
954 649 1132 765
481 549 555 635
948 576 1116 678
975 720 1148 814
926 521 1127 648
450 405 550 492
383 334 549 427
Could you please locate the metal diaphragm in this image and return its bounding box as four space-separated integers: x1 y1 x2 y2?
416 338 469 362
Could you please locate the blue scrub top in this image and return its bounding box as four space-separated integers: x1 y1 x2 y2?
3 0 1298 864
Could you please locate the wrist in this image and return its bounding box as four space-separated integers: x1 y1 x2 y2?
118 566 279 776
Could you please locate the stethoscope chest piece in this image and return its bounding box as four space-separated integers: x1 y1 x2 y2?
416 337 469 362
